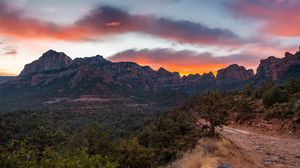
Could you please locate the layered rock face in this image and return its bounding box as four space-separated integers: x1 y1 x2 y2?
182 72 215 84
256 51 300 81
4 49 300 99
20 50 72 76
156 68 181 85
216 64 254 81
1 49 300 111
14 51 183 94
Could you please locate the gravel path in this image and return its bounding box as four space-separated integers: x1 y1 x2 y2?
218 126 300 168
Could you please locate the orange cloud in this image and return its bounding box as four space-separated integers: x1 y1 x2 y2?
231 0 300 36
109 48 259 75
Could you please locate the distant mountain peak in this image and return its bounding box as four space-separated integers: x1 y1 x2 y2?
44 49 60 54
157 67 169 73
71 55 110 66
216 64 254 81
20 50 72 76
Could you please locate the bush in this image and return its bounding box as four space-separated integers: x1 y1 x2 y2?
264 103 294 119
263 87 289 107
0 145 118 168
138 110 201 165
158 147 177 164
234 100 254 123
118 138 155 168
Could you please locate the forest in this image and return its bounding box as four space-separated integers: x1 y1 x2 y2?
1 79 299 168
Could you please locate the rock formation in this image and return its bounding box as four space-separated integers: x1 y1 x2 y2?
216 64 254 81
256 50 300 81
1 49 300 111
20 50 72 76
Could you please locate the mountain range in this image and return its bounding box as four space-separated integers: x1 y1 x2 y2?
0 49 299 111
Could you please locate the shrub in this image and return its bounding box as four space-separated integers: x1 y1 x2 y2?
264 103 294 119
0 145 118 168
118 138 155 168
263 87 289 107
234 100 254 123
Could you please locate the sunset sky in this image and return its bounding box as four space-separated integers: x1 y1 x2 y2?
0 0 299 76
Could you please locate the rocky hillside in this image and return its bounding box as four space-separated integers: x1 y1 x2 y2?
256 50 300 80
0 49 299 111
20 50 72 76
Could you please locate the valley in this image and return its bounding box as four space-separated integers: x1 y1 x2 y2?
0 49 299 167
1 0 299 167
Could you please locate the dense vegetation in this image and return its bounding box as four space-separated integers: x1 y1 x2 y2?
0 106 201 167
1 79 299 167
187 79 300 125
234 79 300 122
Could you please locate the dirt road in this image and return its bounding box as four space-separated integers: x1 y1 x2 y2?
218 126 300 168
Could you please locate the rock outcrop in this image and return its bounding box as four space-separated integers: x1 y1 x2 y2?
216 64 254 81
156 67 181 85
256 51 300 81
20 50 72 76
182 72 215 83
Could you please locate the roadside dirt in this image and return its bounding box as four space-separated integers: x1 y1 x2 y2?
227 118 300 139
218 126 300 168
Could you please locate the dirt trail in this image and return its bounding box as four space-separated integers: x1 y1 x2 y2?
218 126 300 168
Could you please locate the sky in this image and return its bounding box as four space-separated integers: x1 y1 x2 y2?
0 0 299 76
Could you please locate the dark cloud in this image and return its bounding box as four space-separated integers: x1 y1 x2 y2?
0 1 246 47
72 6 246 46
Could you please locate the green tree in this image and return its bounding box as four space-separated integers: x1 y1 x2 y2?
69 124 115 156
26 126 65 162
285 78 300 94
254 81 274 98
0 145 118 168
235 99 253 123
200 92 228 135
263 87 289 107
118 138 154 168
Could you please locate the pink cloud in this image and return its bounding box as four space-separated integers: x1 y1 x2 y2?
231 0 300 36
0 2 246 47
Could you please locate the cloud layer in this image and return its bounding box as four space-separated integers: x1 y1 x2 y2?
109 48 259 75
230 0 300 37
0 1 63 39
0 2 245 47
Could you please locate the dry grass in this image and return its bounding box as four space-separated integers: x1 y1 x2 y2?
199 154 219 168
199 138 231 168
215 138 231 156
164 138 232 168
